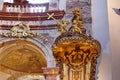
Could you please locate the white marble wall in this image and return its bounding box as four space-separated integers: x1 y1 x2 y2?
92 0 112 80
108 0 120 80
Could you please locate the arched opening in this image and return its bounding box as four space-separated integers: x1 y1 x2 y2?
0 40 47 80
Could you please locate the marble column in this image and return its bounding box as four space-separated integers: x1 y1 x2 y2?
42 67 59 80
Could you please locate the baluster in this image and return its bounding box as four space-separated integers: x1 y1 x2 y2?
27 5 30 12
12 5 14 12
8 5 11 12
25 5 28 13
36 5 39 12
34 5 36 12
29 5 33 12
35 5 37 12
33 5 35 12
10 5 13 12
41 6 43 12
43 7 46 12
21 5 25 12
9 5 11 12
19 5 22 12
15 5 18 12
35 5 38 12
30 5 32 12
24 5 26 12
18 5 21 12
39 5 41 12
6 5 10 12
26 5 28 12
22 6 24 12
39 7 42 12
14 5 17 12
16 5 19 12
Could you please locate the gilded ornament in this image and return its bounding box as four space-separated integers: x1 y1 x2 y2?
52 8 101 80
0 23 48 42
47 13 69 34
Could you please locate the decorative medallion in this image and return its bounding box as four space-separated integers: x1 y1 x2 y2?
0 23 48 42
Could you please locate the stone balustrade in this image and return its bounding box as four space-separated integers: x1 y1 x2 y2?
2 2 49 13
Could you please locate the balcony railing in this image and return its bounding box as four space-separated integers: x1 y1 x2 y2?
0 2 65 30
2 2 49 13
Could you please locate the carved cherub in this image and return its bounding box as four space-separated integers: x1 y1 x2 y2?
72 8 84 28
69 8 85 33
56 19 69 34
71 20 81 33
47 13 69 34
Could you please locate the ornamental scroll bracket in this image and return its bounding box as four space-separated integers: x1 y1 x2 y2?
0 23 48 43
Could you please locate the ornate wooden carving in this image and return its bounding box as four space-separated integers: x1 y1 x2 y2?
52 8 101 80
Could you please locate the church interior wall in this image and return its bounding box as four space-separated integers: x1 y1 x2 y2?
92 0 112 80
0 0 117 80
108 0 120 80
